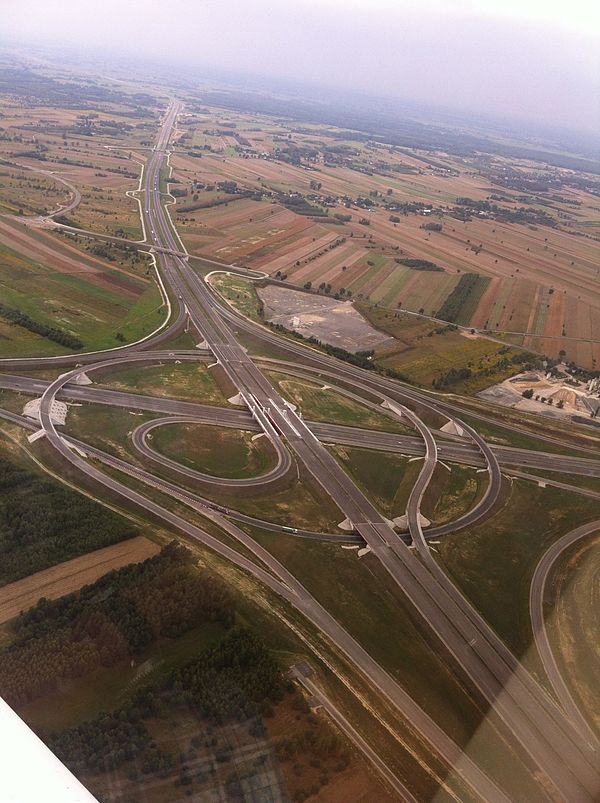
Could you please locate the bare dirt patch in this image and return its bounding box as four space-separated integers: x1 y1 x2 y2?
258 285 394 353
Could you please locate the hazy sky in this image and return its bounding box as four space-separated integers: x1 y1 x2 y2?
4 0 600 134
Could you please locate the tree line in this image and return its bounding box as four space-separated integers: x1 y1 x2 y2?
395 257 443 272
0 302 83 349
436 273 486 323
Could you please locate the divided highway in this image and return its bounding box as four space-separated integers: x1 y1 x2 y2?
117 101 600 801
1 99 597 801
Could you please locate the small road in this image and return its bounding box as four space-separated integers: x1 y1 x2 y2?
132 415 293 489
290 664 420 803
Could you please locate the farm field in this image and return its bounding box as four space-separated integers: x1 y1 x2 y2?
0 536 159 625
0 217 165 356
361 307 539 391
165 107 600 369
0 91 160 237
1 72 598 368
0 163 71 216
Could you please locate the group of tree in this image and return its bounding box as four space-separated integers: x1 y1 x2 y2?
395 257 443 272
453 196 558 227
0 543 235 707
277 193 329 218
0 303 82 349
0 456 136 587
47 627 283 779
433 351 539 389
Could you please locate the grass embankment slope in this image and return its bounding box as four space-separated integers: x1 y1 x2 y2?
544 532 600 735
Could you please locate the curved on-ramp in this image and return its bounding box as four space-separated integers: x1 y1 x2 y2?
530 521 600 747
131 415 292 488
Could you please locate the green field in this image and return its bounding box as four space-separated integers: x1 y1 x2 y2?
265 373 411 433
0 241 165 356
151 422 277 479
21 621 226 732
97 362 227 405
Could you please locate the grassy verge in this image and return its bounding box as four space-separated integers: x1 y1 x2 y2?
265 372 409 433
151 422 277 479
436 482 600 661
209 273 263 322
518 469 600 494
544 533 600 736
328 445 420 518
96 362 227 405
421 463 485 525
458 412 589 457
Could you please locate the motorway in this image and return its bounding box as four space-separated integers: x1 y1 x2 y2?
2 99 599 801
2 371 600 478
35 368 513 803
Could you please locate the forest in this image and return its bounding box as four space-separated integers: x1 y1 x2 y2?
47 626 283 776
1 542 235 706
0 456 136 586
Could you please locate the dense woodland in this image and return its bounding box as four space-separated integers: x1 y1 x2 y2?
0 456 136 585
47 626 354 803
436 273 489 323
47 627 283 776
0 542 234 706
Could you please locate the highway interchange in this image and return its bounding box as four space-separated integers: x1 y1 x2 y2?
2 100 600 802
